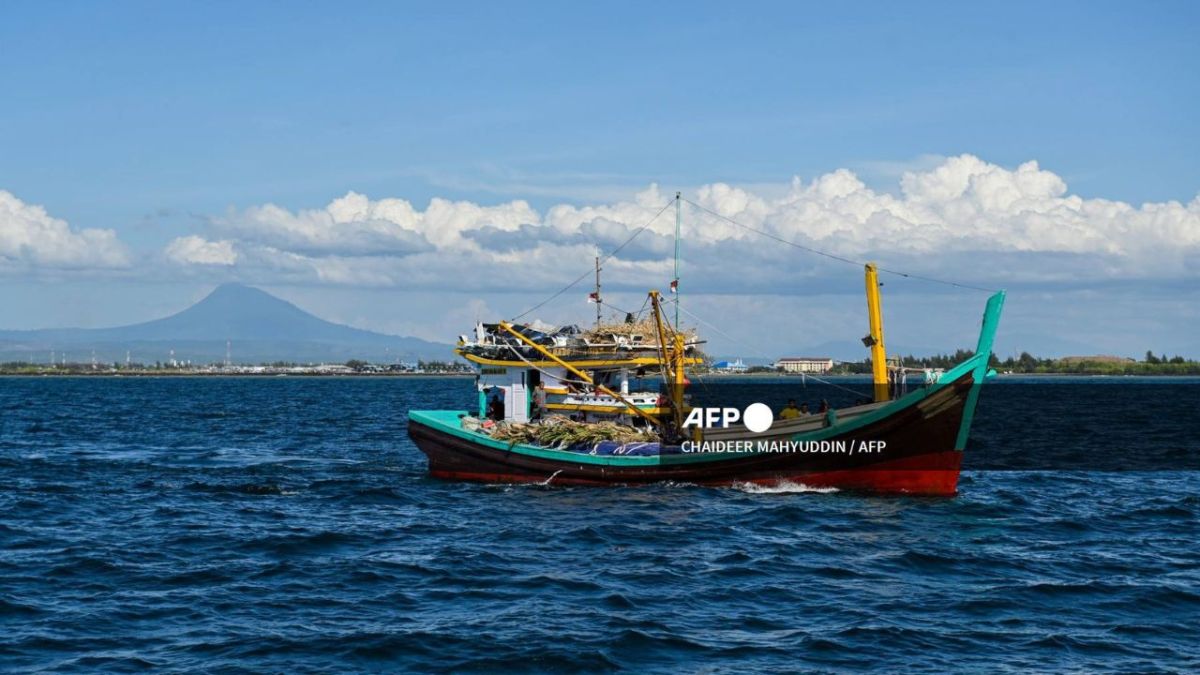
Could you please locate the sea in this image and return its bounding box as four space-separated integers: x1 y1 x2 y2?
1 376 1197 672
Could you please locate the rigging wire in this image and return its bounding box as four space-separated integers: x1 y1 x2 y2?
499 192 993 402
502 344 592 389
661 296 870 399
596 295 651 324
497 294 667 390
682 198 999 293
510 200 675 321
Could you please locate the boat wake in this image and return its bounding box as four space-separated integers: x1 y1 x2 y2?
732 480 840 494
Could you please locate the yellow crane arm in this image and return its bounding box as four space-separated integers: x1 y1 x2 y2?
864 263 889 402
648 291 687 431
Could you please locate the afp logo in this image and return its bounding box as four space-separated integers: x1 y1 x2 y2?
682 402 774 434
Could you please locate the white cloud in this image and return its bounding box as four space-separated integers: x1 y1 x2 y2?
0 190 131 269
165 235 238 266
167 155 1200 293
218 190 538 254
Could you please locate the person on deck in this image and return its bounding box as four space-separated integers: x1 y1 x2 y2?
779 399 802 420
799 403 810 415
487 393 505 421
532 382 547 420
818 399 829 414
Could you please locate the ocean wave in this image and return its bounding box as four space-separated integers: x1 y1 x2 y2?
2 377 1197 672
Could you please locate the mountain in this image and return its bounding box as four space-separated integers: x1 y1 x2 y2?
0 284 453 364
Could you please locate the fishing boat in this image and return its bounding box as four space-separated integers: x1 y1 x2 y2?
408 194 1005 495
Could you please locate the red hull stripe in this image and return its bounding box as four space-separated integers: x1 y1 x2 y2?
429 451 964 496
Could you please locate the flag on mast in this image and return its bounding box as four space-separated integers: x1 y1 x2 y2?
587 291 600 303
669 279 678 294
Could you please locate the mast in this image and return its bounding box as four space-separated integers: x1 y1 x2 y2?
673 191 681 329
594 256 602 330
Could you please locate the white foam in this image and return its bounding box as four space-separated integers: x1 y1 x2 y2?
732 480 840 494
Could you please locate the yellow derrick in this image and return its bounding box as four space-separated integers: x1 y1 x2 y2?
648 291 689 433
864 263 889 402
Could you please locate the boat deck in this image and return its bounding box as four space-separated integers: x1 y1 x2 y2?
409 410 682 466
409 395 918 467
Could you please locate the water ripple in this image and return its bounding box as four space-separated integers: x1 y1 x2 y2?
0 376 1197 671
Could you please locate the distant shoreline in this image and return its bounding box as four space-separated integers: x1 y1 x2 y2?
695 371 1200 378
0 371 474 378
3 371 1193 381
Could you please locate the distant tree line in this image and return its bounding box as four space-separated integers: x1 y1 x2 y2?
700 348 1195 374
830 350 1200 376
695 350 1199 376
0 357 474 375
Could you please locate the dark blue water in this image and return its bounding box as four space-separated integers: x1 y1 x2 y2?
2 376 1197 672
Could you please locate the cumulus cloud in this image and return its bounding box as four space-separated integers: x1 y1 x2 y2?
168 155 1200 293
0 190 131 269
217 190 536 255
165 236 238 266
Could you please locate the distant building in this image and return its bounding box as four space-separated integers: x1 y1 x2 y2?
712 358 749 373
775 357 834 374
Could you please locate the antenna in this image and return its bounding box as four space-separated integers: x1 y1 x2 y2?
673 191 681 329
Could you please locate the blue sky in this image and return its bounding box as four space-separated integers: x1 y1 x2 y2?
1 1 1198 358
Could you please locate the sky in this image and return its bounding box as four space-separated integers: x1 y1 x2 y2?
1 1 1198 359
